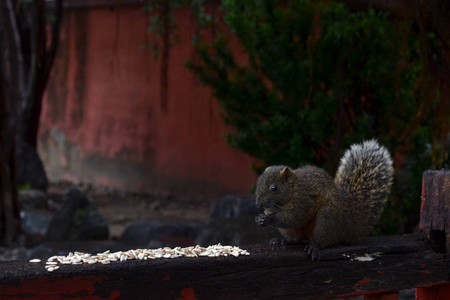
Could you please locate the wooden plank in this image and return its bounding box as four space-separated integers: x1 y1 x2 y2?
416 283 450 300
417 170 450 300
364 292 399 300
420 170 450 257
0 234 447 299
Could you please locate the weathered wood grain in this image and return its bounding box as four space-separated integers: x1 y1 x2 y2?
0 234 447 299
420 169 450 257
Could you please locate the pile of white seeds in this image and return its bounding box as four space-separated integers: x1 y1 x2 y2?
29 244 250 272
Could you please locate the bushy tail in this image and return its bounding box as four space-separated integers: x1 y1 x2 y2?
334 139 394 238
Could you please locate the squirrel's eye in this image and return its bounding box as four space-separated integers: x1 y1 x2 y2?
270 184 278 192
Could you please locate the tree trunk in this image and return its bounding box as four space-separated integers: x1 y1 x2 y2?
0 0 25 245
18 0 63 148
0 0 63 244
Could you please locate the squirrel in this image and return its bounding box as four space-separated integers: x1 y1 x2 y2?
255 139 394 260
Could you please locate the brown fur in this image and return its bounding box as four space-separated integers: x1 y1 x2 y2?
281 212 318 241
255 140 393 248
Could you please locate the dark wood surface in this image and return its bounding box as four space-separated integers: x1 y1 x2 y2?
421 169 450 257
0 234 447 299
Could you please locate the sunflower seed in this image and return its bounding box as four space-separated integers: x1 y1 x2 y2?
34 244 250 272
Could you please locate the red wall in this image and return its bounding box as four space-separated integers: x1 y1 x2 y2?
38 4 258 198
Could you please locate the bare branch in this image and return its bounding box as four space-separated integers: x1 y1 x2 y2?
5 0 26 114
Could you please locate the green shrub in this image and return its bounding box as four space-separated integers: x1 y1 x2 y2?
187 0 447 234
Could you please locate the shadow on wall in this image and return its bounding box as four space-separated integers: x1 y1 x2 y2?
38 128 251 198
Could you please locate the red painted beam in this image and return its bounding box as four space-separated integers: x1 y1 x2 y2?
364 292 399 300
416 283 450 300
1 275 119 300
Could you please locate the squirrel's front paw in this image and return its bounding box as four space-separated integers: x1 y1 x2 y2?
305 242 321 261
255 213 271 226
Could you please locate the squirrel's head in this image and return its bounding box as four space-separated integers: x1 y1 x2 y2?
255 166 294 217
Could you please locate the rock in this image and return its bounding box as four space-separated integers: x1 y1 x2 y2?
209 194 258 221
16 139 48 192
195 215 279 246
71 211 109 240
120 220 204 248
0 247 28 261
195 194 280 246
27 243 74 260
45 188 109 241
21 211 53 236
18 189 48 211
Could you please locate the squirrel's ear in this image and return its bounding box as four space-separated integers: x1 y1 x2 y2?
280 167 293 179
